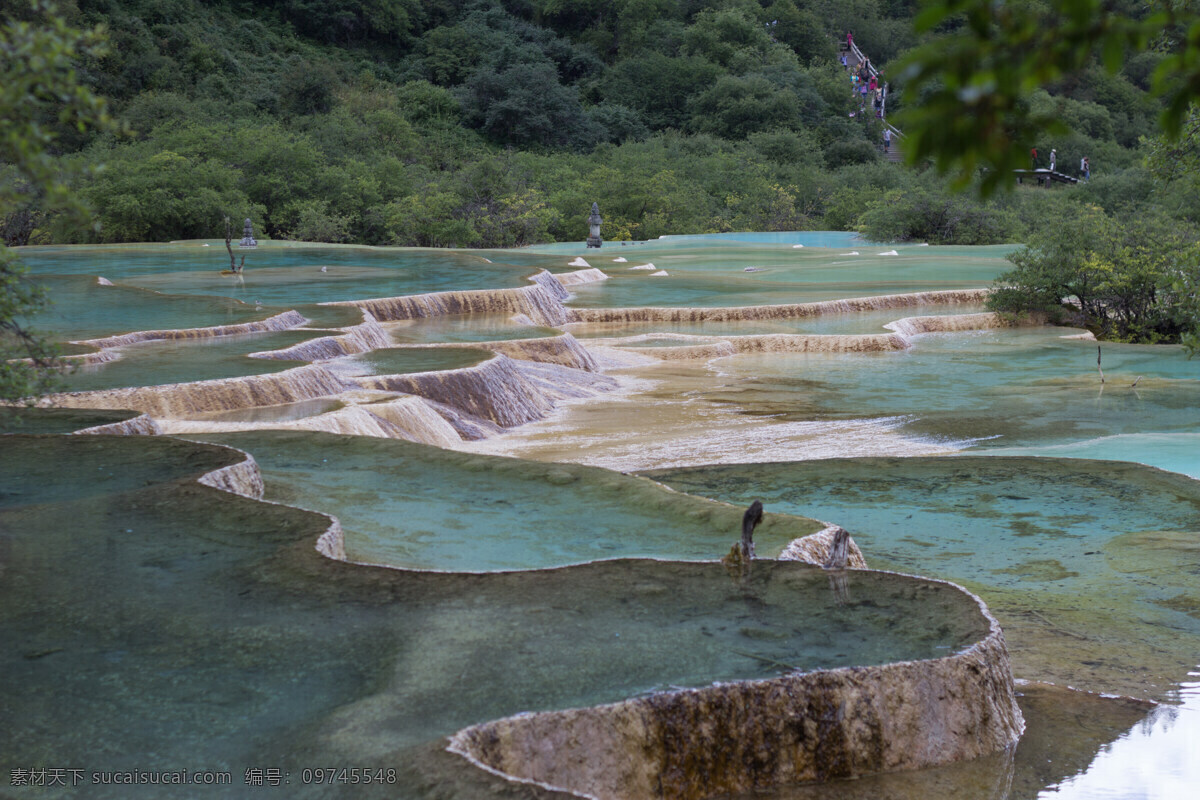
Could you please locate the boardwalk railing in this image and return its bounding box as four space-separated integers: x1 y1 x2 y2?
1014 169 1079 186
842 38 903 142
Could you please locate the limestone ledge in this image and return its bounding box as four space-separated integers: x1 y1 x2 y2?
884 311 1043 337
73 310 308 351
194 445 266 500
353 354 616 432
40 350 611 443
320 268 600 328
315 518 347 561
61 348 123 367
448 573 1024 800
628 333 907 360
554 267 609 287
41 364 351 417
567 289 990 324
71 413 163 436
190 441 345 560
160 397 463 448
249 310 392 361
412 333 599 372
597 307 1046 362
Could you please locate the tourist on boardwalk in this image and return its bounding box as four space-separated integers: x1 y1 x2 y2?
1030 147 1038 169
1049 148 1056 172
884 128 891 153
847 31 853 50
1082 156 1090 180
841 51 848 69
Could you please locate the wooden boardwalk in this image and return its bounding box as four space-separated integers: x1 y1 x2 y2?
840 44 1079 181
841 39 903 162
1014 169 1080 186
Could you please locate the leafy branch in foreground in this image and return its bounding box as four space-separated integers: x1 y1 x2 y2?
896 0 1191 194
1 0 112 402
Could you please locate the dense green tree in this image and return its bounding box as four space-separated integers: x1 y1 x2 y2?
600 51 722 129
5 0 1186 261
681 7 773 69
287 199 353 243
988 205 1200 346
459 62 602 148
858 184 1019 244
267 0 425 45
84 149 259 241
586 102 650 143
687 74 800 138
279 56 341 115
764 0 834 64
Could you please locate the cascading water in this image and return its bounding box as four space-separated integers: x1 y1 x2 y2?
249 310 392 361
43 363 351 416
567 289 989 324
353 354 616 431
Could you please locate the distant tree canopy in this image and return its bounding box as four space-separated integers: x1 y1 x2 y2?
2 0 1194 256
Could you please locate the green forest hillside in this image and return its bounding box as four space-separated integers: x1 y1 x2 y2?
3 0 1196 248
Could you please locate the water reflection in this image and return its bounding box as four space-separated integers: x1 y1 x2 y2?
1041 670 1200 800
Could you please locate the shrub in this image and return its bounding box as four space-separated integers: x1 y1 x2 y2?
988 205 1200 344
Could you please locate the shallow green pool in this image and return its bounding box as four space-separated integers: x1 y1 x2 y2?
16 242 569 307
58 330 317 391
709 327 1200 457
646 456 1200 698
194 431 819 570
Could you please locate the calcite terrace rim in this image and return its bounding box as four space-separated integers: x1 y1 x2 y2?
445 566 1024 800
564 288 992 324
581 310 1043 361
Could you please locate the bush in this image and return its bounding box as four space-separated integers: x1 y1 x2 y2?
600 52 723 131
823 139 878 169
747 129 823 165
286 200 352 242
687 74 800 139
85 149 261 242
988 205 1200 344
588 103 650 144
858 186 1020 244
458 62 601 149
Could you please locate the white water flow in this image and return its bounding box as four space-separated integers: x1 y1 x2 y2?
464 358 972 471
